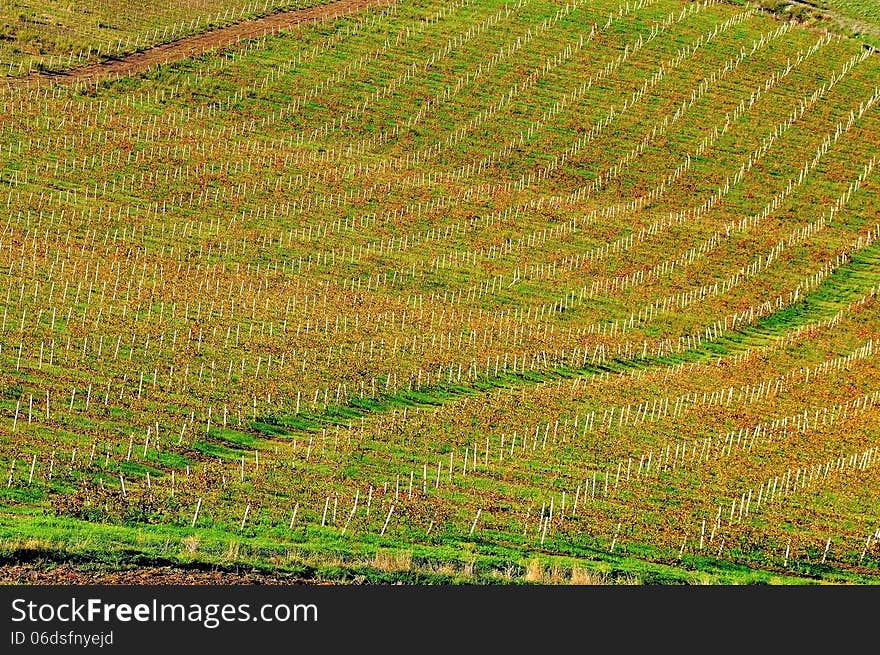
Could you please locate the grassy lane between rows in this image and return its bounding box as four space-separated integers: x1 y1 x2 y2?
262 239 880 435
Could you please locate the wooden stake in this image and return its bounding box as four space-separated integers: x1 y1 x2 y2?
240 503 250 531
321 496 330 526
469 509 482 536
380 504 395 535
609 522 622 553
191 498 202 527
341 490 359 535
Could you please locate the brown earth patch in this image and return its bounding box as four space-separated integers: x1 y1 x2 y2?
0 562 332 585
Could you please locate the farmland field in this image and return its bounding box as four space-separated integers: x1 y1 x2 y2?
0 0 348 76
0 0 879 585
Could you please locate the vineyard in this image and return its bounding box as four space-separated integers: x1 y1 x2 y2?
1 0 879 584
0 0 348 76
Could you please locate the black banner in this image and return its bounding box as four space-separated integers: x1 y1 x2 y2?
0 585 873 652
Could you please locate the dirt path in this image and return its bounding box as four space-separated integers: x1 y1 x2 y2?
24 0 394 85
0 562 327 585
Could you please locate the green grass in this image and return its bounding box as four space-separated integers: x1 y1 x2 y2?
2 508 874 584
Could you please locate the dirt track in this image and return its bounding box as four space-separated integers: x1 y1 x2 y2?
0 563 325 585
25 0 393 85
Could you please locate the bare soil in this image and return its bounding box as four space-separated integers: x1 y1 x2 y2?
0 563 325 585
